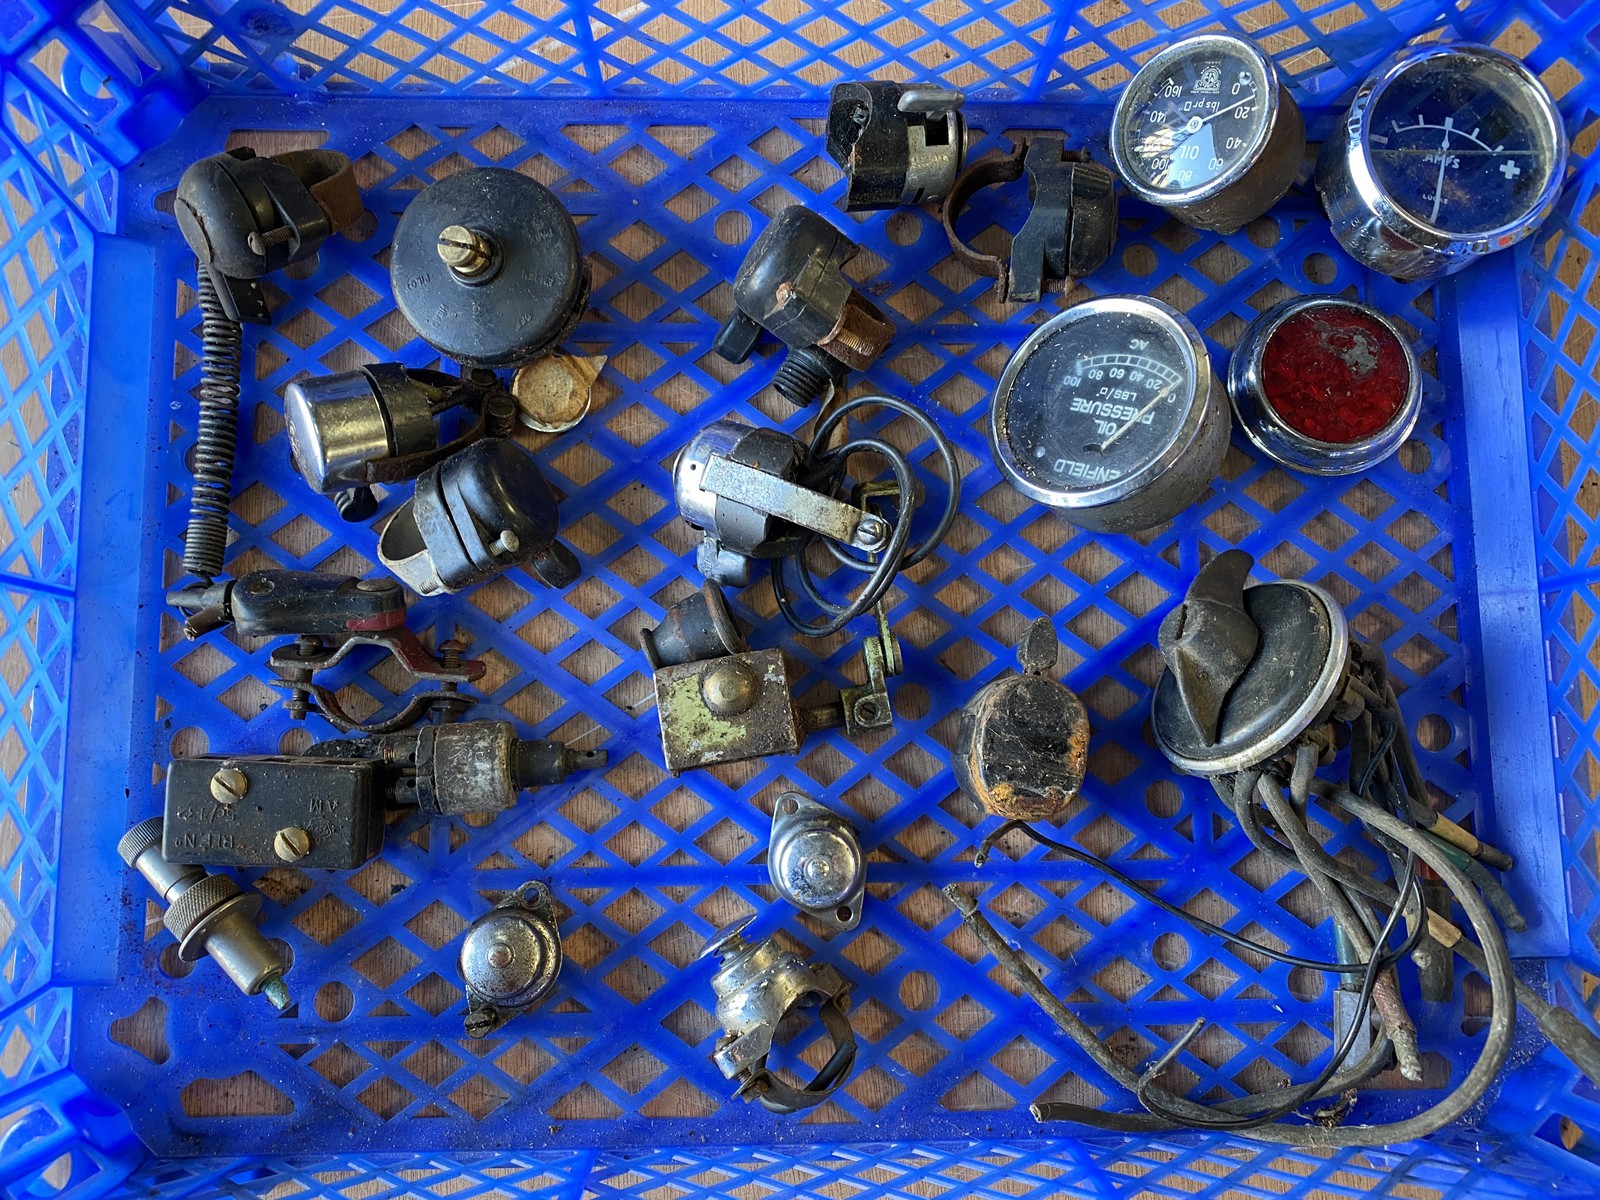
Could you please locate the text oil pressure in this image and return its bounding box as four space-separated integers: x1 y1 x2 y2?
988 296 1229 533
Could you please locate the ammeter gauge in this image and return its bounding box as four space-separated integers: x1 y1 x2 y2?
988 296 1229 533
1227 296 1421 476
1110 34 1306 233
1317 42 1567 281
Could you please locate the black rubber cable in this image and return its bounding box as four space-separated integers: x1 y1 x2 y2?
772 393 959 636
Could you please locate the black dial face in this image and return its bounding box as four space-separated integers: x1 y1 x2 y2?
1119 39 1272 195
1368 51 1558 235
998 308 1194 496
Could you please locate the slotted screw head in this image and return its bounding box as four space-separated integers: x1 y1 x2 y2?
210 766 249 805
437 225 493 277
274 826 313 862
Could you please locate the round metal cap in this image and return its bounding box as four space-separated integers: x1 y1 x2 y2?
772 825 861 911
459 905 562 1008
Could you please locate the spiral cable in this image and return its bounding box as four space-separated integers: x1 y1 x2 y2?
183 266 244 581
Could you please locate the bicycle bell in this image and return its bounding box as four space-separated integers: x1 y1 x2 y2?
175 146 364 324
1110 33 1305 234
1151 549 1351 776
377 438 581 596
1316 42 1567 282
1227 296 1421 476
825 81 967 210
390 167 589 368
988 295 1229 533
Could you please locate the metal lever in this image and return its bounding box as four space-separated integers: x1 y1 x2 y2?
700 455 891 554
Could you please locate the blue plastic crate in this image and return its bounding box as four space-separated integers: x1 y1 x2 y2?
5 0 1600 1193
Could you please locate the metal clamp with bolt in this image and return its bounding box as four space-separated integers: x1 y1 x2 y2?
458 882 563 1038
165 570 486 734
768 793 865 931
643 590 901 772
161 721 606 870
673 395 960 637
713 206 895 407
702 918 857 1114
118 818 290 1008
285 363 517 522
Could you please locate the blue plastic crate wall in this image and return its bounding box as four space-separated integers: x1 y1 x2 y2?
1 0 1600 1191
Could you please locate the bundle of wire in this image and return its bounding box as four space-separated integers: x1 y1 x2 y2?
947 641 1600 1145
773 393 959 637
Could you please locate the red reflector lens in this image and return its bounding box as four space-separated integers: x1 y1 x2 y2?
1259 306 1410 444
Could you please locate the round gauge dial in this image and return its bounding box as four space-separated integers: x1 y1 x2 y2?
1365 47 1562 236
1317 42 1567 280
1114 36 1275 199
989 296 1229 532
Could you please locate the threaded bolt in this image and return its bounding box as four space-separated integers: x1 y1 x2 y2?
274 827 313 862
488 529 521 558
210 766 249 805
247 225 294 256
773 348 837 406
437 225 494 278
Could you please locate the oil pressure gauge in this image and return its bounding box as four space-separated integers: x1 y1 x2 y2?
989 296 1229 533
1317 42 1567 281
1111 34 1306 233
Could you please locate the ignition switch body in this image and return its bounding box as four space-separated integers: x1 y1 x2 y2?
826 81 966 210
713 206 895 406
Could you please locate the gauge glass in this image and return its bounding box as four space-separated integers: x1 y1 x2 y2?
1117 37 1274 197
996 303 1196 498
1366 49 1561 236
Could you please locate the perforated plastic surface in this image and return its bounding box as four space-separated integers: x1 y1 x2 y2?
3 0 1600 1193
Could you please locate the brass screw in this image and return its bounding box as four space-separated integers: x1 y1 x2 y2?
274 827 313 862
436 225 494 278
210 766 249 805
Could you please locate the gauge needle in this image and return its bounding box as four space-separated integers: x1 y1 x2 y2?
1199 93 1256 126
1430 129 1451 222
1089 380 1180 453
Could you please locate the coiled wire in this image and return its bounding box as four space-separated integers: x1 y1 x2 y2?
773 393 959 637
182 267 243 581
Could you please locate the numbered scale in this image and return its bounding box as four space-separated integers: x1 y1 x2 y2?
988 296 1230 533
1110 34 1306 233
1317 42 1567 281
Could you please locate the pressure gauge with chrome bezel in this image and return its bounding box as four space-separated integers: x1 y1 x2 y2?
988 296 1230 534
1317 42 1568 282
1110 34 1306 234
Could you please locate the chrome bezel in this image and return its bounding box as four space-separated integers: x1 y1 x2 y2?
1329 42 1567 261
1227 296 1422 476
1111 34 1283 208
